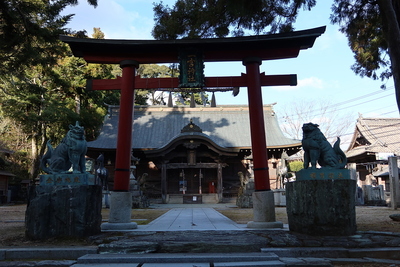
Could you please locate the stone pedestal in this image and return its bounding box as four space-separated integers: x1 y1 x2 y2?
236 179 254 208
101 191 137 230
363 184 386 206
25 185 102 240
286 169 356 236
247 191 283 229
273 189 286 206
130 176 149 208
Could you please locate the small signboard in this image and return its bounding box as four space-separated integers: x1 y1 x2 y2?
183 194 202 204
179 49 205 88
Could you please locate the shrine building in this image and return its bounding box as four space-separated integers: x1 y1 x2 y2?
86 104 301 203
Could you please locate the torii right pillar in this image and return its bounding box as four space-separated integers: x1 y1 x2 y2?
243 57 283 229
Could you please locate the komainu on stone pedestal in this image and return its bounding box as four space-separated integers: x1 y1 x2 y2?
286 122 356 236
302 122 347 169
39 121 95 186
26 122 101 240
40 121 87 174
25 185 102 240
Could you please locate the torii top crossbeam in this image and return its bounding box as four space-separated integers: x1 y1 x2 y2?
61 26 325 192
61 26 325 64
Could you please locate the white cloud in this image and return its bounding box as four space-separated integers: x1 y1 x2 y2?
298 77 324 89
271 76 324 91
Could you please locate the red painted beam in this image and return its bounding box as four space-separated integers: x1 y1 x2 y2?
87 74 297 90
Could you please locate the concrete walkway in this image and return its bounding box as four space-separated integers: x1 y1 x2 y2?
136 207 249 231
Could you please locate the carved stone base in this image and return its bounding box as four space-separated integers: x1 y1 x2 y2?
296 168 350 181
101 192 137 231
247 221 283 229
247 191 283 229
39 173 95 186
25 185 102 240
286 178 356 236
236 180 254 208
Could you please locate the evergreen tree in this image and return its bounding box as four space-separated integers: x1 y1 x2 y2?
152 0 316 39
153 0 400 113
331 0 400 113
0 24 116 179
0 0 98 78
137 64 178 105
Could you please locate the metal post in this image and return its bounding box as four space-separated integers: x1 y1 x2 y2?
243 57 270 191
113 60 138 191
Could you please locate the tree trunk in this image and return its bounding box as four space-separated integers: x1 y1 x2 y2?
29 132 48 180
75 94 81 114
29 134 39 180
378 0 400 114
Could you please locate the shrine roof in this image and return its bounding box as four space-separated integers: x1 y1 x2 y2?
87 105 301 153
60 26 325 64
346 116 400 160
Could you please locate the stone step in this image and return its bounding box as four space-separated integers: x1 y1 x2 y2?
261 247 400 260
73 261 286 267
76 252 280 264
0 247 98 261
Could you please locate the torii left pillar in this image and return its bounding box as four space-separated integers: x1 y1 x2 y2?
243 57 283 229
101 60 138 231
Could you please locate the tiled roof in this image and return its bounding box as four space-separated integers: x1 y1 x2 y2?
0 170 15 177
346 116 400 159
373 165 400 177
88 105 300 150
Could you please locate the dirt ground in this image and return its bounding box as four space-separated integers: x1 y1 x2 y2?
216 206 400 232
1 204 400 247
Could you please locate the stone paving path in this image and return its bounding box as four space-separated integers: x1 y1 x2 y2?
137 208 248 231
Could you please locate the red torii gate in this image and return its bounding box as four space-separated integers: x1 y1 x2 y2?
61 26 325 194
87 70 295 193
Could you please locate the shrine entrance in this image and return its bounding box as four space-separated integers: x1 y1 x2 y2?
168 168 216 203
61 26 325 230
143 119 244 204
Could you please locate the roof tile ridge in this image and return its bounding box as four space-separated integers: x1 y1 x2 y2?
362 122 387 148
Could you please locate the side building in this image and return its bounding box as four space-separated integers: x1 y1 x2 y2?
346 115 400 205
86 105 301 204
0 143 14 204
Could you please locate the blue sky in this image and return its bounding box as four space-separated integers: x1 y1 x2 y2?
63 0 398 146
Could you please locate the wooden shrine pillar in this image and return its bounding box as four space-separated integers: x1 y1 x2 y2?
161 162 168 204
217 163 223 202
114 60 139 191
243 57 270 191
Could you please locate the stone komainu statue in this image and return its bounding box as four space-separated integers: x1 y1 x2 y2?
41 121 87 174
302 122 347 169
